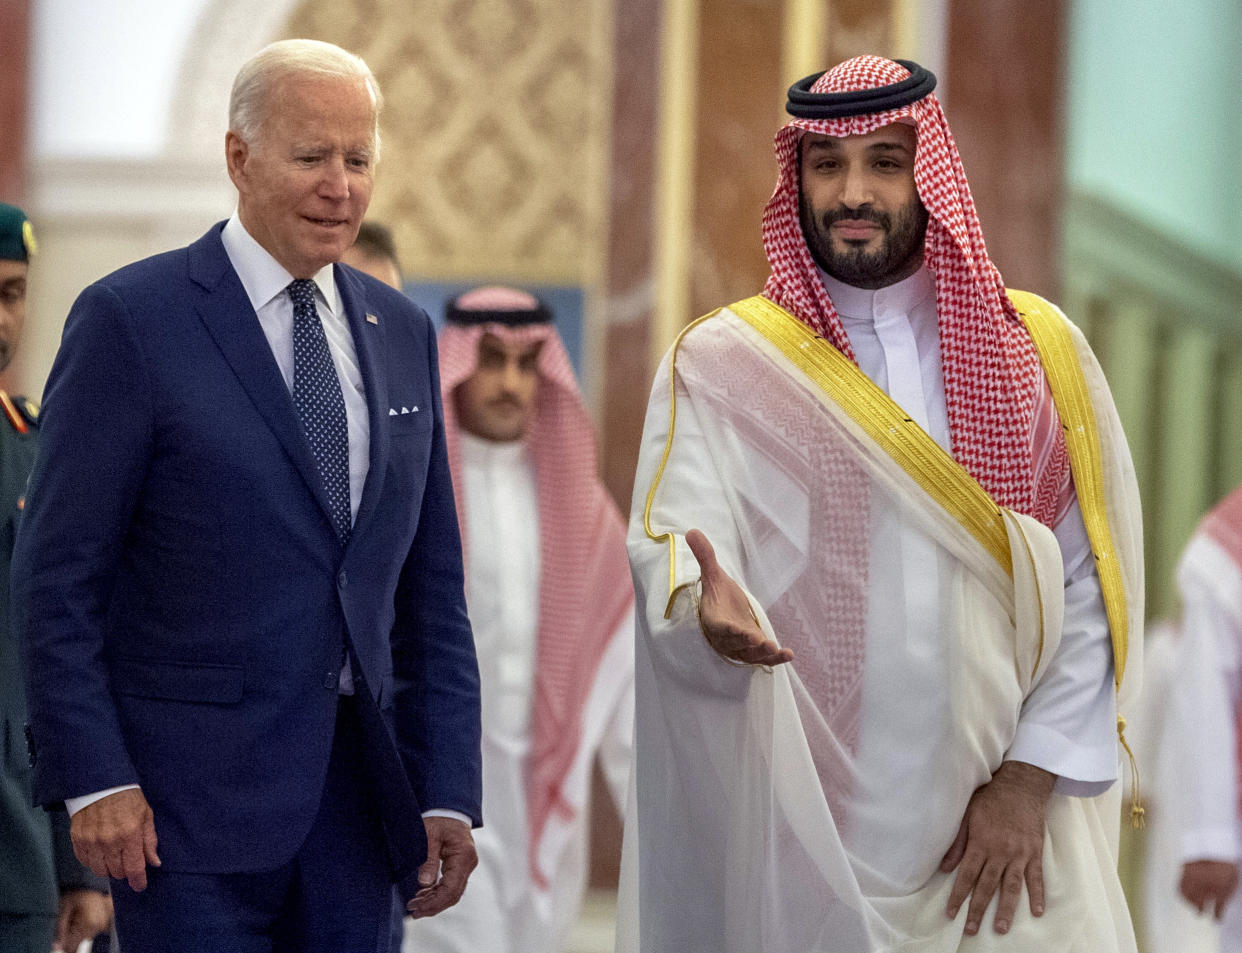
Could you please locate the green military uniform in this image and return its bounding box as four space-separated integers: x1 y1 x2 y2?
0 204 106 952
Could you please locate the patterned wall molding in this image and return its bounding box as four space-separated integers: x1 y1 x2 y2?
284 0 615 290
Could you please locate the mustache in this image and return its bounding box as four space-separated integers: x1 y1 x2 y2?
487 395 525 410
821 206 891 228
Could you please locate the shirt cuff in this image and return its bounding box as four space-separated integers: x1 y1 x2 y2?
65 784 142 817
1182 827 1242 864
421 809 471 826
1005 721 1117 797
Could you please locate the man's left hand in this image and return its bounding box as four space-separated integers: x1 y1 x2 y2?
406 816 477 919
940 760 1056 937
55 888 112 952
1180 859 1239 919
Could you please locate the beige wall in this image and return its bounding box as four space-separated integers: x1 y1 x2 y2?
17 157 232 402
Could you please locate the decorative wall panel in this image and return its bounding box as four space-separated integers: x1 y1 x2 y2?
284 0 614 287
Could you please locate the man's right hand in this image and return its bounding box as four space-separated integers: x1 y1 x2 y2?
70 787 161 891
1180 859 1239 920
685 529 793 667
55 888 113 952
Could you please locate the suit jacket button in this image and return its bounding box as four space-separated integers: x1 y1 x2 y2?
324 671 338 690
337 570 348 588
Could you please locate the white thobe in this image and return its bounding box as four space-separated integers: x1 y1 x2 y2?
620 291 1142 952
1168 533 1242 949
822 267 1118 795
404 433 633 953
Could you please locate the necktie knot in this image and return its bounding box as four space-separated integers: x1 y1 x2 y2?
287 278 317 310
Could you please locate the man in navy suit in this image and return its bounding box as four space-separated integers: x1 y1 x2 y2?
12 39 482 952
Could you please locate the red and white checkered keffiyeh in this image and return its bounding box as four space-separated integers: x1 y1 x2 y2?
762 55 1069 524
438 310 633 887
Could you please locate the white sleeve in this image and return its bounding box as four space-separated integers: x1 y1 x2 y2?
421 809 472 825
626 355 769 699
65 784 142 816
1171 536 1242 862
1006 494 1118 796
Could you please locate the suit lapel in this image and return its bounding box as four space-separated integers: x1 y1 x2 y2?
188 227 341 535
336 266 389 544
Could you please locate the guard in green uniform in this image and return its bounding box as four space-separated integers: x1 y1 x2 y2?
0 202 111 952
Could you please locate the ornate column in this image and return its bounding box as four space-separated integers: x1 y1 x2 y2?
945 0 1066 297
599 0 664 510
0 0 29 203
0 0 32 395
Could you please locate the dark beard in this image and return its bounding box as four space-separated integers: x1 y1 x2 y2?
799 194 929 289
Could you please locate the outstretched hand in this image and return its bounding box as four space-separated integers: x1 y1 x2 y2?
685 529 793 667
940 760 1055 937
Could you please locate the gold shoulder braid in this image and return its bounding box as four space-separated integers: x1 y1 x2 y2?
730 295 1013 576
1009 288 1143 829
642 312 719 617
0 390 29 435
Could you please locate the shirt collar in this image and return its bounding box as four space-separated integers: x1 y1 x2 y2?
221 212 338 315
460 430 531 468
819 264 935 321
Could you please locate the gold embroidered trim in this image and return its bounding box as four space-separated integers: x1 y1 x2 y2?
1008 289 1129 689
1009 288 1142 828
642 313 719 613
729 295 1013 578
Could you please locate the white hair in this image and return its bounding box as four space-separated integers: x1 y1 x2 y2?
229 39 383 158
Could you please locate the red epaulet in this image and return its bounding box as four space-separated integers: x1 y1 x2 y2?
0 390 29 434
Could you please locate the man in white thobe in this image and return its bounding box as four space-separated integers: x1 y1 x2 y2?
620 55 1143 953
402 287 634 953
1161 485 1242 951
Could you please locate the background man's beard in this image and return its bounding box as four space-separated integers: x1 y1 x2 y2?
801 197 929 289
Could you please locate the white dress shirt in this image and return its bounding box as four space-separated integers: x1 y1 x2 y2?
221 214 370 519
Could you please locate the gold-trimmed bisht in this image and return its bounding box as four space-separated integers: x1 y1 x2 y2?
643 298 1016 609
730 295 1014 578
641 312 718 620
641 292 1143 827
1010 288 1144 829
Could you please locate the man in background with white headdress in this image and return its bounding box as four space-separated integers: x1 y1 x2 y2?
401 286 633 953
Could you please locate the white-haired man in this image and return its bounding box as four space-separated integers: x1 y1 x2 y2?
14 39 481 952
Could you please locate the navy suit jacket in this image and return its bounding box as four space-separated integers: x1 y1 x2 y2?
12 224 482 894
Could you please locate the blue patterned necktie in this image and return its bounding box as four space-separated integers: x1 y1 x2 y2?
287 278 351 543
